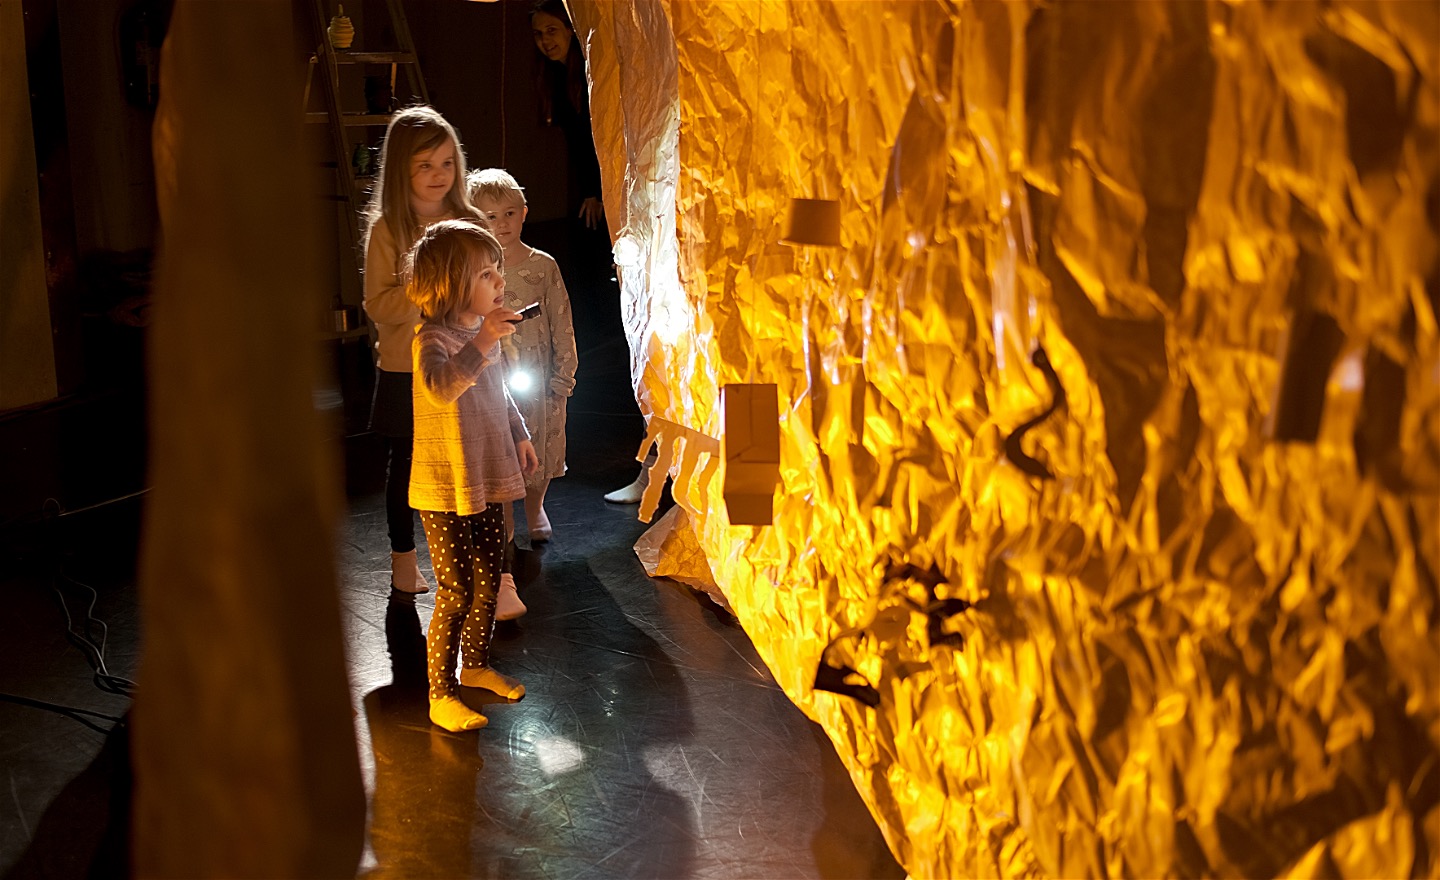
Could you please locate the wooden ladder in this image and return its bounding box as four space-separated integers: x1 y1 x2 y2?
303 0 429 333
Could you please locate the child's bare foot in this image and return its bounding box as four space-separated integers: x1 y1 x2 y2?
459 666 526 700
496 573 527 620
530 507 552 541
429 696 488 732
390 549 430 594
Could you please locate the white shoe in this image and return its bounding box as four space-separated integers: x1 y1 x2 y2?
495 573 526 620
603 469 649 504
390 549 430 594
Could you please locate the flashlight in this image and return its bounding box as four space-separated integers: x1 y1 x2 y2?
510 302 542 323
508 369 535 394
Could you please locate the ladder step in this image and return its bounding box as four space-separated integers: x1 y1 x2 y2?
305 112 393 126
309 50 417 65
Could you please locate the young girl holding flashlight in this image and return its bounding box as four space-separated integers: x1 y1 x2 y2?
467 169 577 557
405 219 538 732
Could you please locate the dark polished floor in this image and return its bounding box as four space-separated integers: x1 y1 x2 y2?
0 292 905 878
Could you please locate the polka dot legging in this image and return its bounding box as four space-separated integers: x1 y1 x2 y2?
419 505 508 700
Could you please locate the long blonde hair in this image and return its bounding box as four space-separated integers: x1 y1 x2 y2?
363 106 481 256
405 220 505 326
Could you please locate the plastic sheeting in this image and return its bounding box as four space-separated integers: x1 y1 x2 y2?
576 0 1440 876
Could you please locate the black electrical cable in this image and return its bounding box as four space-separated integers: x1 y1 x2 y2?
0 480 144 736
0 692 124 736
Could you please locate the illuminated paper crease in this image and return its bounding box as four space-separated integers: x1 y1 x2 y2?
572 0 1440 876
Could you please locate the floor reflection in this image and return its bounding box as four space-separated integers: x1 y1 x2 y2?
362 592 483 879
341 469 904 878
0 320 903 878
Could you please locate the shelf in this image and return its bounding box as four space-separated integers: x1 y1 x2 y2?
305 112 393 126
309 50 416 65
324 325 372 342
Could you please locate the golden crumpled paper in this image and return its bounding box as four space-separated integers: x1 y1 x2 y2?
576 0 1440 876
633 505 730 613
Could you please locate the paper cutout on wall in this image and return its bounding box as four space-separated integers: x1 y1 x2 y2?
1268 309 1347 444
779 197 842 248
721 383 780 526
630 417 721 524
1001 347 1067 480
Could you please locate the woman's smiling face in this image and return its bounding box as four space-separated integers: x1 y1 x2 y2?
532 11 572 63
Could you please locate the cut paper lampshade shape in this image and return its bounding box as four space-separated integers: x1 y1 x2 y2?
780 198 841 247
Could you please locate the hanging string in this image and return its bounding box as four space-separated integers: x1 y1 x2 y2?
500 0 509 166
746 0 762 386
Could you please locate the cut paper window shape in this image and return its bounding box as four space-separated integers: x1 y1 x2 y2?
1266 308 1347 445
722 383 781 526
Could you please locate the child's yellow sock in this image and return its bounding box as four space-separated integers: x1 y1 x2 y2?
429 696 487 732
459 666 526 700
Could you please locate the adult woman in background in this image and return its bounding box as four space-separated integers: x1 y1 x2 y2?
532 0 603 232
531 0 647 504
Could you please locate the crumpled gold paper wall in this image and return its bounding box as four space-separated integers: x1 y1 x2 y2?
576 0 1440 876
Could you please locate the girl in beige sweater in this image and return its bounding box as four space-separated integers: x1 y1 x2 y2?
362 106 482 595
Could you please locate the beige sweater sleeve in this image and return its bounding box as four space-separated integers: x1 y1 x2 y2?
362 220 422 371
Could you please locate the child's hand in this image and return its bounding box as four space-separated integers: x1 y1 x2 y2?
515 439 540 475
473 310 521 353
